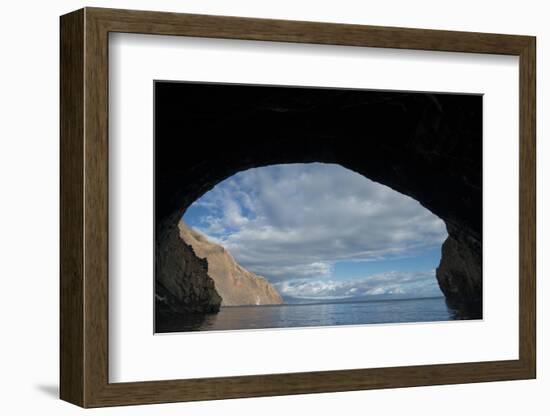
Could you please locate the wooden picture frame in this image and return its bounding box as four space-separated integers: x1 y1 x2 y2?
60 7 536 408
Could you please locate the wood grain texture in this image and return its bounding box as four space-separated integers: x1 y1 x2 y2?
59 7 537 408
518 38 536 375
90 7 532 54
59 8 84 407
83 10 110 406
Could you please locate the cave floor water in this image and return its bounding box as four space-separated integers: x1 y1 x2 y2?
156 296 479 333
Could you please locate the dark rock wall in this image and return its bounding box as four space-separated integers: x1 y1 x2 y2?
155 213 221 323
155 83 483 317
437 225 482 318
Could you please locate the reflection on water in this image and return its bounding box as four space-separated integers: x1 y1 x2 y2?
156 296 480 333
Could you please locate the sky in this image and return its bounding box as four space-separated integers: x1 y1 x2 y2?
183 163 448 302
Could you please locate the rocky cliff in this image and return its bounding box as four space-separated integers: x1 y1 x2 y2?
155 213 222 317
179 221 283 306
155 215 283 324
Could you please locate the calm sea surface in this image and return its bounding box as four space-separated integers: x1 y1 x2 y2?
157 296 475 333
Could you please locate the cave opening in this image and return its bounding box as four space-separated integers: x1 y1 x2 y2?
182 162 449 306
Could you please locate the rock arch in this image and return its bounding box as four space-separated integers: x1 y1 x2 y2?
155 83 482 320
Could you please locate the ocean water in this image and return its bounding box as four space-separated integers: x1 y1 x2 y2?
156 296 476 333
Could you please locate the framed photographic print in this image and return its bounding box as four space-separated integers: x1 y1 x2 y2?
60 7 536 408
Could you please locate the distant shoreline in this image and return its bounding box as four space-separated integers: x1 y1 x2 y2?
221 295 445 308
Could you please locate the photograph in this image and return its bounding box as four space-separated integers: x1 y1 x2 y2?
54 5 537 409
154 81 483 333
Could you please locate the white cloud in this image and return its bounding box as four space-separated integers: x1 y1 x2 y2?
248 261 333 279
185 163 447 283
274 271 441 300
